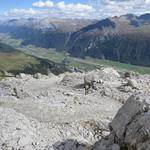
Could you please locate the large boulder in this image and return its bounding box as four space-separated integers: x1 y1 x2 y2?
53 139 89 150
33 73 43 79
60 72 84 87
84 73 95 84
93 138 120 150
124 112 150 150
101 68 120 78
110 93 150 142
126 78 139 89
92 93 150 150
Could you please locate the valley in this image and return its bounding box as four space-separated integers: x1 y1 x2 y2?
0 14 150 69
0 33 150 75
0 39 71 77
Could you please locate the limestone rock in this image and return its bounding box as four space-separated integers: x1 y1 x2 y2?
126 78 139 89
3 71 14 77
84 73 95 84
124 112 150 150
102 68 120 78
53 139 89 150
0 108 37 150
61 73 84 87
16 73 27 79
33 73 43 79
93 139 120 150
110 93 150 141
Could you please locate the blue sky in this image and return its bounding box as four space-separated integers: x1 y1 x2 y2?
0 0 88 11
0 0 150 19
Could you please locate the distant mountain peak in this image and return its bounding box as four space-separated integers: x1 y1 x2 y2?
27 17 36 21
122 14 137 19
8 19 18 23
139 13 150 21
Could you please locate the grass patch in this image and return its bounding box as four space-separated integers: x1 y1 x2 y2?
22 46 150 74
0 52 39 71
83 57 150 74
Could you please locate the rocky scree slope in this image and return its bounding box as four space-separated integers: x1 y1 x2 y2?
67 14 150 67
0 68 150 149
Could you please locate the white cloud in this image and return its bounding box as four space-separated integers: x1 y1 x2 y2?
30 1 93 18
6 8 39 17
32 0 54 8
145 0 150 3
32 0 94 13
31 0 95 18
95 0 150 18
57 1 94 13
2 0 150 19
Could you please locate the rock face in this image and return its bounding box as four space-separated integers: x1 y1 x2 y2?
111 93 150 141
67 14 150 67
93 93 150 150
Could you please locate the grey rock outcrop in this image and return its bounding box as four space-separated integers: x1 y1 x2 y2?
111 93 150 141
53 139 89 150
33 73 44 79
84 73 96 94
93 93 150 150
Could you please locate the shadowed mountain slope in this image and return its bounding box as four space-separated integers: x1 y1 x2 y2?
0 18 94 51
66 14 150 67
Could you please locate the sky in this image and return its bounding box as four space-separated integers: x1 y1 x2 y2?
0 0 150 19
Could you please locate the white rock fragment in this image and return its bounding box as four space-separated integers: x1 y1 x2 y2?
102 67 120 78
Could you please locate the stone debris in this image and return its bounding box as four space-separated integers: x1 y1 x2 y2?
0 108 38 150
3 71 14 77
60 72 84 87
84 73 96 94
0 67 150 149
101 67 121 78
126 78 139 89
33 73 48 79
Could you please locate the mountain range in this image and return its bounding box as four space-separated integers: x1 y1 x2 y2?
67 14 150 67
0 18 94 51
0 14 150 67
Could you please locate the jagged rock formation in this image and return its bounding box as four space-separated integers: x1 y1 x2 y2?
67 14 150 67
